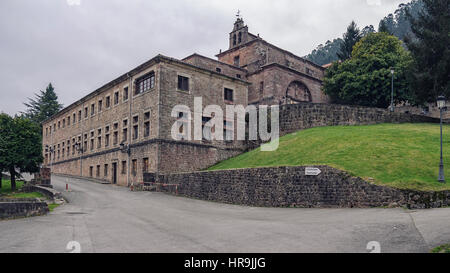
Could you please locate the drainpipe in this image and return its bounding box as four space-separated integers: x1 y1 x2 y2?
128 73 132 188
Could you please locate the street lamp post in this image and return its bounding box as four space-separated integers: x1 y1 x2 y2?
437 95 446 183
74 142 83 177
390 68 395 112
120 142 131 187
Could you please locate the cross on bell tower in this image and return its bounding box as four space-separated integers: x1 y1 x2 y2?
229 10 249 49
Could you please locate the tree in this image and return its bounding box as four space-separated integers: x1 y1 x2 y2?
378 20 392 34
305 38 343 66
337 21 362 61
0 114 42 191
0 114 12 189
23 83 63 125
323 32 413 108
405 0 450 105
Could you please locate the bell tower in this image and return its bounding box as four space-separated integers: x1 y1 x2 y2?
229 11 250 49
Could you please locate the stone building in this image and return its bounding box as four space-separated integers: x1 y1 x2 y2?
42 17 329 186
216 17 328 105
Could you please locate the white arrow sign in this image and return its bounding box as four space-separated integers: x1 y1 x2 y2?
305 167 322 176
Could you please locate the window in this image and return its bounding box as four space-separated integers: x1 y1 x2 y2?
133 115 138 124
144 121 150 137
73 113 76 124
132 159 137 176
58 121 61 129
46 127 48 136
144 111 150 137
97 136 102 149
114 91 119 105
90 166 93 177
224 120 234 141
96 165 100 177
67 116 70 126
78 110 82 121
113 132 118 145
216 67 222 73
98 100 103 112
113 122 118 130
177 112 189 140
177 75 189 92
238 32 242 43
202 116 212 141
104 164 108 177
123 87 129 101
233 34 237 46
90 139 94 151
123 128 128 142
143 158 149 173
84 107 88 118
133 125 138 140
224 88 234 102
106 96 111 108
236 74 241 79
63 119 65 128
121 161 127 174
234 55 240 66
105 133 110 147
91 104 95 116
135 72 155 95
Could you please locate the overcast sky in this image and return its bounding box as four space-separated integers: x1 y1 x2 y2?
0 0 407 115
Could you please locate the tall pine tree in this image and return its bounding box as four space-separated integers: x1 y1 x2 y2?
23 83 63 125
405 0 450 104
337 21 362 61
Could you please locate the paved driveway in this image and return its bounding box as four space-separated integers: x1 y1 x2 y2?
0 175 449 253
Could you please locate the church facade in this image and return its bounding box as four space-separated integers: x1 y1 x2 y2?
41 17 329 186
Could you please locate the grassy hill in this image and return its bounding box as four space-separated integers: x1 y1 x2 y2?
209 123 450 191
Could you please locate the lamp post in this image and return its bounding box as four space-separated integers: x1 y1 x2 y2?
390 68 395 112
120 142 131 187
74 142 83 177
437 95 446 183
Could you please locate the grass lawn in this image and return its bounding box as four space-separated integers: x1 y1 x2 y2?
0 179 46 199
431 244 450 253
0 179 25 195
209 123 450 191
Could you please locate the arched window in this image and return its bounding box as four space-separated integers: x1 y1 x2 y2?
284 81 312 104
238 32 242 43
233 34 237 46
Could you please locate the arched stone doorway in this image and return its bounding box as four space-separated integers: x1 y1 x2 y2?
283 81 312 104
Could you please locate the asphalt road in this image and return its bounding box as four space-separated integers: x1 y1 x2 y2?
1 175 449 253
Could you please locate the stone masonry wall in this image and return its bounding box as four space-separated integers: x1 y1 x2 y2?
154 166 450 209
279 102 440 136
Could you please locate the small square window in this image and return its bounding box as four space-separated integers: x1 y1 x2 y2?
224 88 234 102
177 75 189 92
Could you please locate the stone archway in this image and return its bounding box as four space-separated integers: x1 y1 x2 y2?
283 81 312 104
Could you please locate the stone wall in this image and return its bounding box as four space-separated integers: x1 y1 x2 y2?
0 198 49 220
152 166 450 209
279 102 440 136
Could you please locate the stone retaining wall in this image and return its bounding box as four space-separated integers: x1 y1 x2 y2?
0 198 49 220
152 166 450 209
279 103 440 136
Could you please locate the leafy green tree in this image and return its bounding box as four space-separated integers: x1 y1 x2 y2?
0 114 12 189
0 114 42 191
23 83 63 125
337 21 362 61
323 32 413 108
405 0 450 104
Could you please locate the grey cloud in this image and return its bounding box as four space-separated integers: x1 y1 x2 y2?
0 0 405 115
